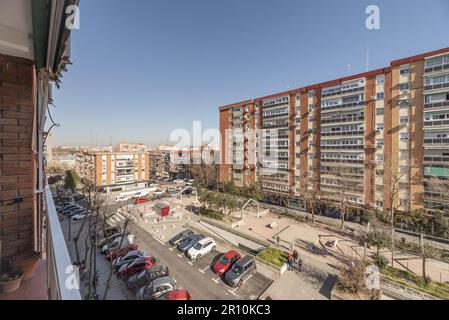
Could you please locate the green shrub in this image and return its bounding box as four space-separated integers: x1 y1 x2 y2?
199 207 224 221
258 247 289 267
381 266 449 300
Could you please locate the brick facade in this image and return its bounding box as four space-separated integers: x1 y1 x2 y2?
0 53 36 260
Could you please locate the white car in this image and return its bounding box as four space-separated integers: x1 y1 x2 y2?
101 234 135 254
71 213 86 222
186 237 216 260
173 179 184 184
115 195 130 203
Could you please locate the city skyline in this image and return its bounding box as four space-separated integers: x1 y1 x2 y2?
52 0 449 146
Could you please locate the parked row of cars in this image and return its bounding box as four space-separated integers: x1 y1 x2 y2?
57 204 88 222
99 229 191 300
169 229 257 288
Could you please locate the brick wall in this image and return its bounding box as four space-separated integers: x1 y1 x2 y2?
0 53 36 260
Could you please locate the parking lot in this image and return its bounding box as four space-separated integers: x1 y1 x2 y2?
124 220 273 300
62 184 273 300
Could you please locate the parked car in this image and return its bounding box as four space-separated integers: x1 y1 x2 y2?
67 208 86 218
150 194 161 201
177 234 205 253
106 243 138 261
60 204 78 213
186 237 216 260
173 179 184 184
61 205 82 215
224 255 256 288
71 213 86 222
101 235 134 254
101 227 121 240
158 289 192 300
134 198 150 205
98 233 122 249
213 250 241 276
113 250 145 272
168 229 193 246
127 265 169 290
117 256 157 278
107 243 137 260
136 276 175 300
115 195 130 203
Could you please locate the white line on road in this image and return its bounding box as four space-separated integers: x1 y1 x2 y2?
228 288 237 296
187 260 195 266
242 274 253 284
199 265 209 273
177 253 183 258
152 236 166 246
213 277 221 283
168 247 174 251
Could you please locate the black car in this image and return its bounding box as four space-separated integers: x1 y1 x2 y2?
224 255 256 288
177 234 204 253
127 265 169 290
169 229 194 246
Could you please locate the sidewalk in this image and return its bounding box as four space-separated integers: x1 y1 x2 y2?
236 210 449 284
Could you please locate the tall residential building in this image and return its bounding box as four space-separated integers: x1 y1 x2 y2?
219 46 449 220
76 152 150 191
115 142 148 153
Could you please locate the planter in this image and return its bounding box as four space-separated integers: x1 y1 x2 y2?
0 272 24 294
9 252 41 280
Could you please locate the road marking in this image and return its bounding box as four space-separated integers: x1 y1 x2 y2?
115 213 125 220
152 236 166 246
199 265 209 273
177 253 183 258
168 247 174 251
242 274 253 284
172 277 177 283
228 288 238 296
212 277 221 283
187 260 195 266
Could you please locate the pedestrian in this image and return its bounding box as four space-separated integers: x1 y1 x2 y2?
293 249 299 263
287 254 293 271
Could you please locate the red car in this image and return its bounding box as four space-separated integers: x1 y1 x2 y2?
117 256 157 278
213 250 241 276
161 289 192 300
134 198 150 205
106 243 139 261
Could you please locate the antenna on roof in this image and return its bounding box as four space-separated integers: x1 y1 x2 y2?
366 44 370 71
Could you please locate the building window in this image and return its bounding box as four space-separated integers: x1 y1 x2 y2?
400 133 409 141
376 108 384 115
400 116 409 124
376 92 385 100
376 76 385 85
399 83 410 92
308 91 315 98
400 68 410 75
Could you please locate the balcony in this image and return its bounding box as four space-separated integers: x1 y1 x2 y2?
0 186 81 300
424 100 449 110
424 64 449 74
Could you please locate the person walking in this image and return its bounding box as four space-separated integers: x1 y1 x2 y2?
287 254 293 271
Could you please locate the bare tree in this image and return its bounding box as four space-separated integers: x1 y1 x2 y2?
300 171 318 224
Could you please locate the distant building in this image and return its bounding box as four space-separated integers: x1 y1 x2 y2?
115 142 148 153
76 151 150 191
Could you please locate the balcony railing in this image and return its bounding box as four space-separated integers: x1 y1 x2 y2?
45 185 82 300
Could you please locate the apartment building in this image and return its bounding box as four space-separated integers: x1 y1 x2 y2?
77 152 150 191
219 46 449 220
115 142 148 153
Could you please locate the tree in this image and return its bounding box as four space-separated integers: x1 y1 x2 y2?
300 171 319 224
366 229 392 269
337 259 378 299
64 169 79 192
421 243 437 285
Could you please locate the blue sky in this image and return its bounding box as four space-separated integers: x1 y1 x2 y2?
52 0 449 147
